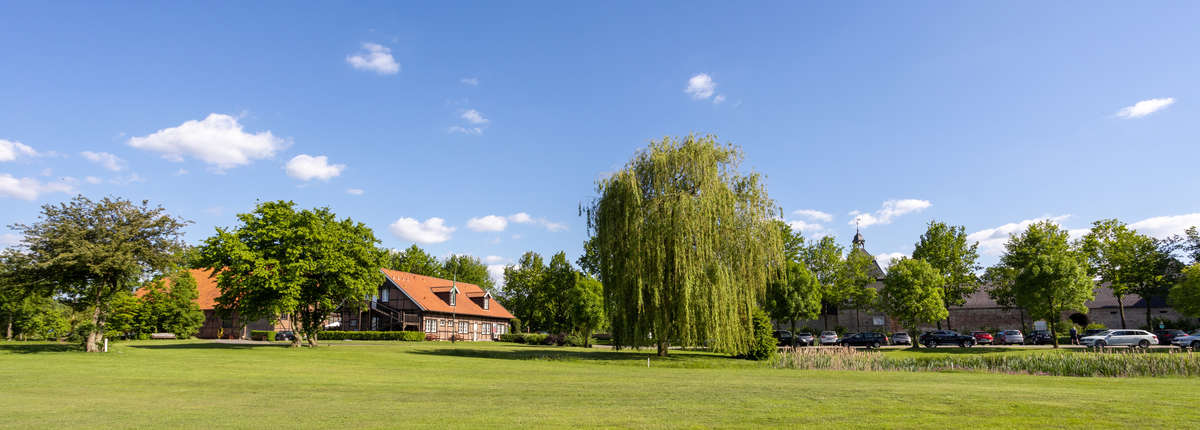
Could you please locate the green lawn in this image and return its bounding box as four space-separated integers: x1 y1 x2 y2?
1 340 1197 429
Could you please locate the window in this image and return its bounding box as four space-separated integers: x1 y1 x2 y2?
458 321 468 334
483 297 489 310
349 319 358 329
439 320 445 327
380 288 389 302
449 293 456 307
482 323 491 335
425 319 436 333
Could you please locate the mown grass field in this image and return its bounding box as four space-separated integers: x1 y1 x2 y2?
1 340 1197 429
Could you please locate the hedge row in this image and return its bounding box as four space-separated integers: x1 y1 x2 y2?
497 333 592 346
250 330 276 341
319 330 425 341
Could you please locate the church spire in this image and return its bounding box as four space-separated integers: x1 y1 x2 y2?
852 217 865 249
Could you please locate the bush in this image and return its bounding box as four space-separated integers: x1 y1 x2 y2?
318 331 424 341
833 326 848 336
522 334 548 345
510 318 523 334
1085 323 1107 331
565 334 592 347
743 308 777 361
250 330 276 341
776 347 1200 377
498 333 525 343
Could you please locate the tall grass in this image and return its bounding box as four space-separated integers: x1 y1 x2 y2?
775 347 1200 377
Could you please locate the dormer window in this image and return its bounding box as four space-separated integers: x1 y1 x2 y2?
449 292 456 306
483 295 489 310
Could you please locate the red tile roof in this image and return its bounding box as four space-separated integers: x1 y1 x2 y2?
381 268 514 320
134 268 221 310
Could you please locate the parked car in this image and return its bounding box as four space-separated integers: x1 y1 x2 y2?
794 332 815 347
1170 330 1200 349
275 331 296 341
995 330 1023 345
918 330 975 348
819 331 839 345
1080 329 1158 348
839 332 889 349
1025 330 1054 345
1082 329 1107 338
1154 329 1188 346
773 330 795 346
891 332 912 346
971 331 993 345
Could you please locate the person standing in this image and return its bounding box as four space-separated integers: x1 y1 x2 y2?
1069 326 1078 345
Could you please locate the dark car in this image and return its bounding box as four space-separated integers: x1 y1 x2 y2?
891 332 912 345
773 330 795 346
1155 329 1188 345
918 330 975 348
971 331 993 345
839 332 889 349
1025 330 1054 345
275 331 296 341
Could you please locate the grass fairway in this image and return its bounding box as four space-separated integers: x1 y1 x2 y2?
1 341 1197 429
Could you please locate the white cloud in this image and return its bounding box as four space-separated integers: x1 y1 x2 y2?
389 217 455 244
1116 97 1175 119
506 212 566 232
487 264 507 286
508 212 533 223
128 113 288 170
685 73 716 100
876 252 908 269
346 188 365 196
285 154 345 181
461 109 489 124
40 168 52 177
109 173 145 185
0 139 37 161
0 174 73 200
346 42 400 75
850 199 932 228
1129 213 1200 239
80 151 125 171
467 215 508 232
713 94 726 104
174 169 188 176
448 126 483 135
84 176 103 184
792 209 833 223
460 77 479 86
483 255 507 265
967 215 1072 256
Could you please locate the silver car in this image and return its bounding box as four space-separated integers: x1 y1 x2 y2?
1080 329 1158 348
996 330 1023 345
1171 330 1200 349
794 332 815 346
819 331 838 345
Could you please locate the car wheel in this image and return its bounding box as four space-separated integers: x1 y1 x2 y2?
872 341 881 349
1095 340 1106 348
1191 341 1200 350
1138 340 1150 349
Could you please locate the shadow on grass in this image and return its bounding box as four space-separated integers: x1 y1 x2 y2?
410 345 752 368
0 343 81 354
126 342 291 350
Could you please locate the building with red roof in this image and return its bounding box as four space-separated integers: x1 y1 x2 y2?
337 269 514 341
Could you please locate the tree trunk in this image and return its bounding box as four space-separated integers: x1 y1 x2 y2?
289 313 301 348
85 304 102 352
307 331 318 348
1146 298 1153 330
790 320 797 347
1116 293 1127 329
5 317 11 341
1050 318 1059 348
656 340 668 356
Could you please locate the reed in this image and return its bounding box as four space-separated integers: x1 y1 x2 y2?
774 347 1200 377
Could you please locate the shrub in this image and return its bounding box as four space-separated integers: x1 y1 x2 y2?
565 334 592 347
250 330 276 341
522 334 548 345
742 308 777 361
833 326 848 336
510 318 523 334
776 347 1200 377
318 331 425 341
498 333 525 343
1085 323 1107 331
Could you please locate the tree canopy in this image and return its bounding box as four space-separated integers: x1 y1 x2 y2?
198 201 383 347
799 235 844 329
585 135 783 356
765 260 822 336
1169 264 1200 318
880 258 946 343
9 195 189 352
998 221 1093 348
910 220 980 329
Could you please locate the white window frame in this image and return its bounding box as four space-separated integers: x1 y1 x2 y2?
380 288 389 302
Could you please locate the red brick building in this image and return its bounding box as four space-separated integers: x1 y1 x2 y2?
136 268 288 339
338 269 514 341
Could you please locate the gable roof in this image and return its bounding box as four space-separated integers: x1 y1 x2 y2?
134 268 221 310
380 268 514 320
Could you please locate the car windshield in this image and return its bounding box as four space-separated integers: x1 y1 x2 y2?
797 333 812 337
821 331 835 336
1091 330 1113 337
893 333 907 337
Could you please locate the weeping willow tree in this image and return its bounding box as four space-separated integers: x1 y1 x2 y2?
584 135 784 356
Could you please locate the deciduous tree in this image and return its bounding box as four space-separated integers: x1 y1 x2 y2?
800 236 844 330
998 221 1093 348
1169 264 1200 318
880 258 946 347
1079 219 1136 328
911 220 980 330
443 254 496 294
10 196 188 352
198 201 383 347
584 135 784 356
765 261 822 338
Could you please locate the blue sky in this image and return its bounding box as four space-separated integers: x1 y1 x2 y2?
2 2 1198 282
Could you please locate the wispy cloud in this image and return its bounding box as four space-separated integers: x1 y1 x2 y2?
849 199 931 228
448 126 483 135
461 109 489 124
467 215 508 232
80 151 126 171
0 139 38 162
0 174 73 200
460 77 479 86
685 73 716 100
346 188 364 196
967 215 1072 256
1116 97 1175 119
792 209 833 223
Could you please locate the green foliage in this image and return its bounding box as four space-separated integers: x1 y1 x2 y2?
521 333 548 345
911 220 980 327
585 135 784 356
1170 264 1200 318
1085 322 1108 331
880 258 947 334
384 245 446 278
509 317 522 334
998 221 1094 348
742 308 777 361
1183 226 1200 265
442 254 496 294
9 195 189 351
250 330 276 341
776 347 1200 377
319 331 425 341
139 269 205 338
765 261 822 328
774 220 806 263
198 200 384 347
801 236 845 326
839 249 879 314
499 251 547 331
498 333 525 343
566 275 605 346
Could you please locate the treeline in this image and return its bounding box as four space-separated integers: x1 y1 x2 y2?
382 245 496 293
495 251 603 346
